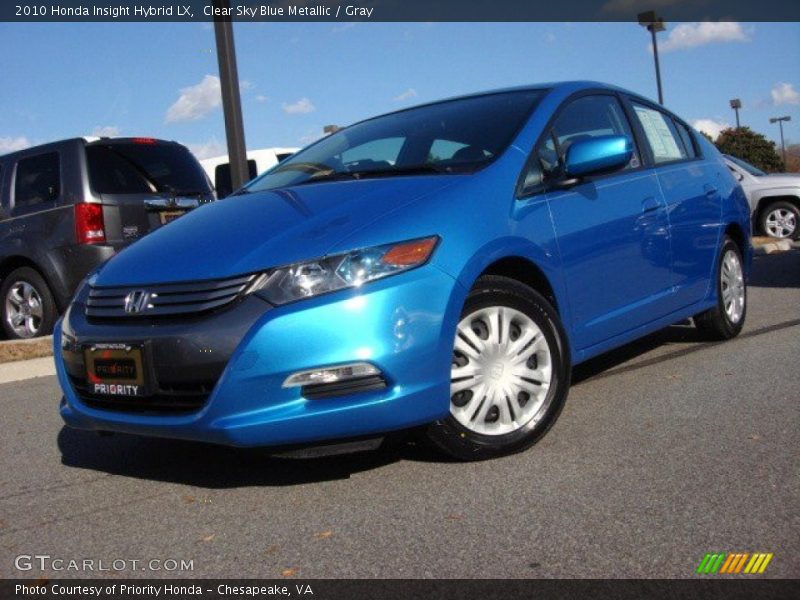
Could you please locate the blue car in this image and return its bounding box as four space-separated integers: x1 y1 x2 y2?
55 82 751 460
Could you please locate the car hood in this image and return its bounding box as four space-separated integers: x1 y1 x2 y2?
94 176 459 286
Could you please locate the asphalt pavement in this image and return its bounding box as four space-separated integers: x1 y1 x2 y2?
0 251 798 579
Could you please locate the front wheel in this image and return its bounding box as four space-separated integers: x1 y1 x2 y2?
426 276 571 461
694 236 746 340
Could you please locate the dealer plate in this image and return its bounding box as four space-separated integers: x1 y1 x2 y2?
84 343 147 397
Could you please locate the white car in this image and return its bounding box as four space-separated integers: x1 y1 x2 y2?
201 147 298 198
724 155 800 239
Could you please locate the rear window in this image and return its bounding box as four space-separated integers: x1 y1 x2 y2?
86 142 211 195
14 152 60 207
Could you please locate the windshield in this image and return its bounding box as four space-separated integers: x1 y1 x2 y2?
726 154 766 177
86 141 212 195
243 90 545 193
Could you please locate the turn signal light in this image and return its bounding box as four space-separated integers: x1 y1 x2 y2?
381 237 438 267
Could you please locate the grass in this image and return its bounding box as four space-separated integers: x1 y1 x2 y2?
0 336 54 364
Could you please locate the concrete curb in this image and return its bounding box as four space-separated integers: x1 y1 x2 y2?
753 238 794 256
0 356 56 385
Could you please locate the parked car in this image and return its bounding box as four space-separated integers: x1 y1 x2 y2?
200 147 298 198
55 82 750 460
0 137 214 339
724 154 800 239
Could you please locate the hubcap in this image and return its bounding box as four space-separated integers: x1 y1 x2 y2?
4 281 43 338
720 250 745 324
450 306 553 436
765 208 796 239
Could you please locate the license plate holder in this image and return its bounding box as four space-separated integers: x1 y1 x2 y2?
84 343 148 397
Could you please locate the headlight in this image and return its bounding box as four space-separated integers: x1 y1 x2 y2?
251 236 439 305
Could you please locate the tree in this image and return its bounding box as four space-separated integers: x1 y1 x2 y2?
785 143 800 173
714 127 785 173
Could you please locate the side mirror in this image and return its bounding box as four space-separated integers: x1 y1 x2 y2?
563 135 634 180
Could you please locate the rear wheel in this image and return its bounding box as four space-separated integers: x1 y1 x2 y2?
760 200 799 240
0 267 57 339
695 237 746 340
426 276 570 461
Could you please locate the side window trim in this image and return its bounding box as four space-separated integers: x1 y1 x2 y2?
516 90 644 199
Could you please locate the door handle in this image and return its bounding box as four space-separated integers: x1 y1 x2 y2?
641 196 661 213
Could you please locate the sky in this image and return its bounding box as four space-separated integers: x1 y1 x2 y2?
0 21 798 159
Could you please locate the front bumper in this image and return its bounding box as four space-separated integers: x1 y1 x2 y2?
56 265 460 447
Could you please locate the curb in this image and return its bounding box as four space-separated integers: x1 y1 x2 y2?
753 239 794 256
0 356 56 385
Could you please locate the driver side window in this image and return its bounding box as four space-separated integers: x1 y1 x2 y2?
519 94 639 196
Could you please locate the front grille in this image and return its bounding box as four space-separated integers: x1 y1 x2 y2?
68 374 212 414
86 274 257 318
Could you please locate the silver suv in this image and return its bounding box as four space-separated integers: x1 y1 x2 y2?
724 154 800 239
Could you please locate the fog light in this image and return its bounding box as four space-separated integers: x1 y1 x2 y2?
282 362 381 388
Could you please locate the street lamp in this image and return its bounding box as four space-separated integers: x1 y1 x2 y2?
638 11 666 105
769 115 791 166
730 98 742 129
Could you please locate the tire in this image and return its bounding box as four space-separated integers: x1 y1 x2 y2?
759 200 799 240
426 275 571 461
694 237 746 341
0 267 57 340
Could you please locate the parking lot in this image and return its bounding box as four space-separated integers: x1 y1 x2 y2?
0 250 797 579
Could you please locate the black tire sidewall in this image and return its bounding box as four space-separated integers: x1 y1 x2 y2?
0 267 57 339
760 201 800 240
427 277 571 460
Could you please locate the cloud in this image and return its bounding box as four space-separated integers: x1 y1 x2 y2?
298 131 324 145
658 22 750 53
0 136 31 154
255 95 268 103
332 22 357 33
771 82 800 106
166 75 222 123
393 88 418 102
692 118 730 141
91 125 120 137
282 98 315 114
186 138 226 160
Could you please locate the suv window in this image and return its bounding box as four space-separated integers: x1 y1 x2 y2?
86 142 211 195
339 137 404 168
631 103 688 164
520 94 639 194
14 152 60 208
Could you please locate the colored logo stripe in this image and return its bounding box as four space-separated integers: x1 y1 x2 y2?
697 553 773 574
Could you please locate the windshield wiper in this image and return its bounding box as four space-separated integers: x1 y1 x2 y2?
295 163 458 186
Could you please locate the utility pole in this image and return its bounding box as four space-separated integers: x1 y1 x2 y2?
770 115 791 166
638 11 666 105
213 0 249 191
730 98 742 129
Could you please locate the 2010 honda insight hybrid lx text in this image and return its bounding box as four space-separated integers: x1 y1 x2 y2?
55 82 751 460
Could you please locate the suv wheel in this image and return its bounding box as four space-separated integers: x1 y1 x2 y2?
760 200 799 240
1 267 57 339
694 237 746 340
426 275 570 461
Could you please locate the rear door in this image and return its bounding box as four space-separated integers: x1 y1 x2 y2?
520 92 674 351
84 139 214 245
626 100 721 308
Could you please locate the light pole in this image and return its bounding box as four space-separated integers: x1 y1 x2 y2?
638 11 666 105
730 98 742 129
213 0 249 191
770 115 791 166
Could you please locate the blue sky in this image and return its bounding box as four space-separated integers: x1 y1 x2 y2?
0 21 798 159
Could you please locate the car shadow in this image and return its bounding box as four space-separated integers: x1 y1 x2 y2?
56 426 451 489
748 250 800 289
